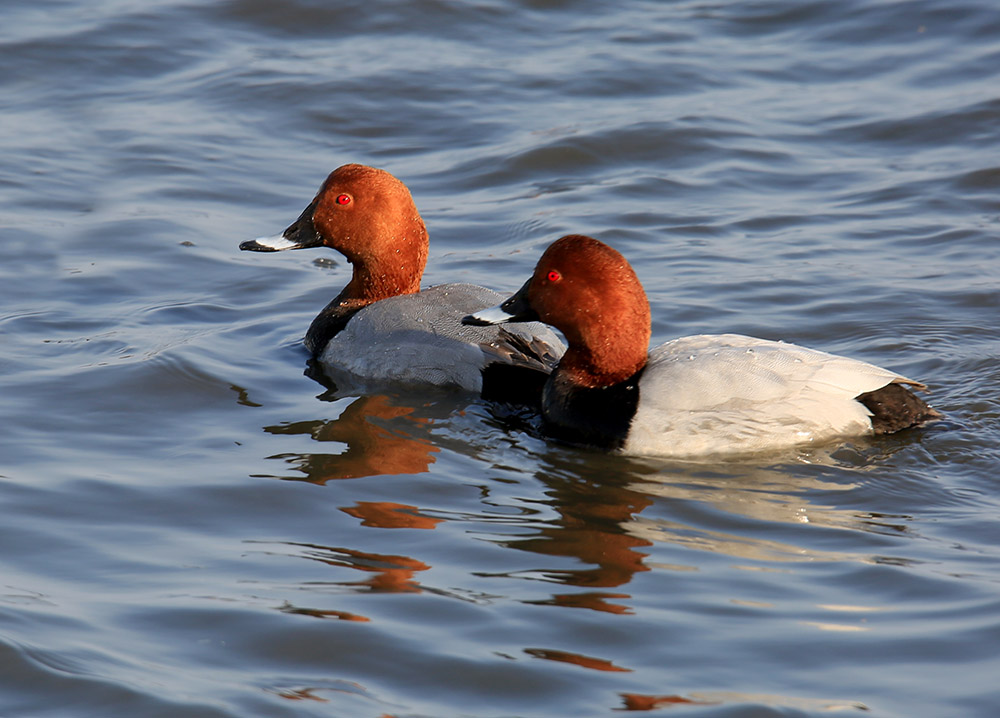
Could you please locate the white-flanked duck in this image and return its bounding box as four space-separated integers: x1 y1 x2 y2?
464 234 939 457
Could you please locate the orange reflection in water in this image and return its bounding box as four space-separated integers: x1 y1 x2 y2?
273 686 328 702
280 605 371 622
527 591 633 615
341 501 442 529
268 680 396 710
618 693 717 710
263 394 438 482
525 648 631 673
504 476 655 605
293 542 429 593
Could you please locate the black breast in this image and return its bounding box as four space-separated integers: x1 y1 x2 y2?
542 368 645 452
304 296 364 356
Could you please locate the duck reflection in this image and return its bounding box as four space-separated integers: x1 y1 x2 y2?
260 387 917 617
494 467 656 615
619 451 915 564
475 442 916 614
261 393 439 482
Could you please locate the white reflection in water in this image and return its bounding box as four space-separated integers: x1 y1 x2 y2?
619 460 914 564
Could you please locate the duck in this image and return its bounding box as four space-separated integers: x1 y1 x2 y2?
239 164 564 399
463 234 940 457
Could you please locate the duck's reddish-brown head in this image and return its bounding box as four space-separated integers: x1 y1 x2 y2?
241 164 428 302
464 235 651 387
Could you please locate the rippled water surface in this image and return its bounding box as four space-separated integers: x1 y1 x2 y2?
2 1 999 716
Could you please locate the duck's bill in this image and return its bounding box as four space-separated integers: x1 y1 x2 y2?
239 234 303 252
462 304 514 326
462 278 539 326
239 202 322 252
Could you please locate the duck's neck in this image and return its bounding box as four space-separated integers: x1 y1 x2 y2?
557 347 647 389
341 256 423 304
339 225 428 305
557 314 650 389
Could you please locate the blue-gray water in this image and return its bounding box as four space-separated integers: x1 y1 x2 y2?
2 1 999 716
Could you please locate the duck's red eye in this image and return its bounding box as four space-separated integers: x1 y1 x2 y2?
336 193 351 205
547 270 561 282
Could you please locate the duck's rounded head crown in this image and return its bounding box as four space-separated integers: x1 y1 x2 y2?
310 164 428 299
528 235 651 387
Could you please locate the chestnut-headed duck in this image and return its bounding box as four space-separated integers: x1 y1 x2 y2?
463 235 939 457
240 164 564 399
